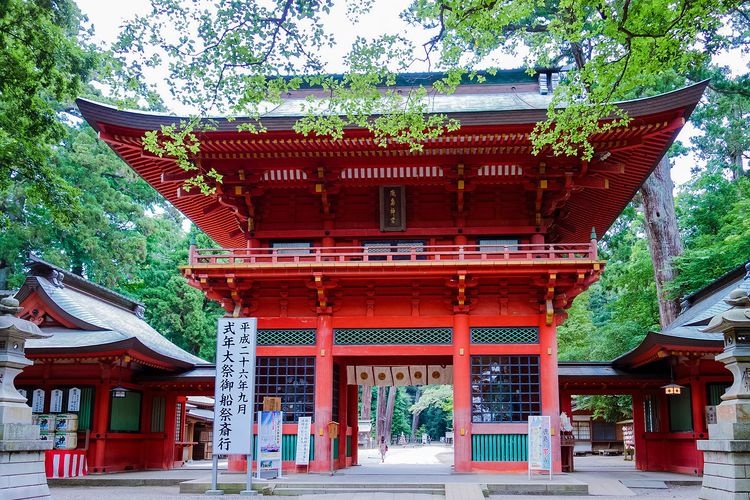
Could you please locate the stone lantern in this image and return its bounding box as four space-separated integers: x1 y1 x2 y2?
0 296 53 499
698 287 750 499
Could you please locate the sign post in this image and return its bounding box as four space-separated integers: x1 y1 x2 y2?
210 317 257 495
295 416 312 473
527 415 552 480
327 421 339 476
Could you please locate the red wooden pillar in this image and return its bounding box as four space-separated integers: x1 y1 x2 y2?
632 391 647 471
162 392 178 469
690 376 707 474
140 390 153 468
559 390 573 416
539 321 561 472
312 313 333 472
452 312 471 472
337 363 347 469
348 384 359 466
91 380 111 473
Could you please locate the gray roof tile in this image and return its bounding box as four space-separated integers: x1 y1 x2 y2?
27 276 207 366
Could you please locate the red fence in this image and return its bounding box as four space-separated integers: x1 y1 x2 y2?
189 243 598 266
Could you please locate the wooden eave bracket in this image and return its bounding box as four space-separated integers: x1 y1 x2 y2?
446 272 477 312
544 272 557 325
307 273 335 313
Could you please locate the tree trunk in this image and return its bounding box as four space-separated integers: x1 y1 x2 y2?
0 261 8 291
376 386 387 441
639 155 684 328
360 385 371 421
411 387 422 440
384 387 397 444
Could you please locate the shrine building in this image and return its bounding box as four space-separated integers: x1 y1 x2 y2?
77 71 706 474
13 257 214 474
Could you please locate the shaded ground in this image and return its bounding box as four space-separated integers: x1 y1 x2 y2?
49 446 703 499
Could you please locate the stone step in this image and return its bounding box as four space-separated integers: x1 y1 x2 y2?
445 483 487 500
180 481 444 495
271 486 445 496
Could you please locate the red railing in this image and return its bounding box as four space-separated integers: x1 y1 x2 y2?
189 242 598 266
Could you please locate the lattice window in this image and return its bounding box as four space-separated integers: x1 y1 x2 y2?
151 396 165 433
255 356 315 423
271 241 311 255
572 421 590 440
258 329 316 346
363 241 425 261
332 364 340 423
175 402 183 441
471 327 539 344
471 355 540 423
334 328 452 345
477 239 519 252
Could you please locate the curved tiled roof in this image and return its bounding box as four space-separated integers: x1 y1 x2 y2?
77 81 707 248
19 261 208 368
613 261 750 368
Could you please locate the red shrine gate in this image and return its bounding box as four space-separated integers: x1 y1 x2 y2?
77 71 705 473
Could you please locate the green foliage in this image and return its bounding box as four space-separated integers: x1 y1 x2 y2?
107 0 745 193
559 204 660 361
409 385 453 439
670 175 750 297
409 385 453 414
690 69 750 179
575 395 633 422
118 222 223 361
389 387 414 438
0 123 223 360
0 0 97 223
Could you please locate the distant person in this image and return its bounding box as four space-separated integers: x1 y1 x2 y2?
379 436 388 462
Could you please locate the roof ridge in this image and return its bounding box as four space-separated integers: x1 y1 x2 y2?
27 255 145 318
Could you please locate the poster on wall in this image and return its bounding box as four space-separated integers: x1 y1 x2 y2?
212 317 257 456
50 389 64 413
295 416 312 466
527 415 552 479
257 410 283 478
67 387 81 412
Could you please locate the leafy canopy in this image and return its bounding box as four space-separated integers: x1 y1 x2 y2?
111 0 746 192
0 0 97 223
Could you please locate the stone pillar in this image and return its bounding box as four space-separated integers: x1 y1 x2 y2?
697 287 750 499
0 297 53 499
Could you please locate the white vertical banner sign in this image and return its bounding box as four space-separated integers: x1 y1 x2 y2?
32 389 45 413
295 416 312 467
67 388 81 412
50 389 64 413
528 415 552 479
212 317 257 455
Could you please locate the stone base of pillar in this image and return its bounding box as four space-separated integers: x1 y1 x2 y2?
698 437 750 499
0 447 52 499
0 422 53 499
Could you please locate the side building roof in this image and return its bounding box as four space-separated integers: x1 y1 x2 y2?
17 256 209 369
613 261 750 369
